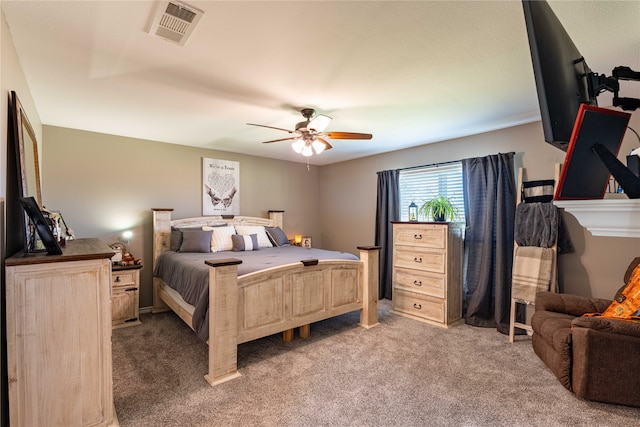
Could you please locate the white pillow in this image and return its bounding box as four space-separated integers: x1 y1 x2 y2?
234 225 273 248
203 225 236 252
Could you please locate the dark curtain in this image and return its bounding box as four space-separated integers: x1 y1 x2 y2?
462 152 516 334
375 169 399 300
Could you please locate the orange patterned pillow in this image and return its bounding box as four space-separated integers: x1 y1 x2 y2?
601 261 640 319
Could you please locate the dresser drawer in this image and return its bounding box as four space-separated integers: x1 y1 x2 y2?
393 289 445 323
112 271 136 286
394 248 446 274
394 268 445 298
394 224 446 249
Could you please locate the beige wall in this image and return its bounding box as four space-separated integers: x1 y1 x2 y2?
42 126 322 308
43 113 640 309
1 10 44 426
321 115 640 300
1 10 43 256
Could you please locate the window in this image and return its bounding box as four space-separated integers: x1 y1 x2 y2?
399 162 465 223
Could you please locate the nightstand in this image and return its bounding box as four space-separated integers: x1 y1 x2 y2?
111 264 142 328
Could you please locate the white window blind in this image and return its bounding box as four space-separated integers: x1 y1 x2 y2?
399 162 465 223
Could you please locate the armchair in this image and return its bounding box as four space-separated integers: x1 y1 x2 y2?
531 291 640 407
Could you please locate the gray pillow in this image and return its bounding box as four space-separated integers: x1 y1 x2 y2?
265 226 290 247
171 223 227 251
178 229 213 253
170 226 185 251
231 233 259 251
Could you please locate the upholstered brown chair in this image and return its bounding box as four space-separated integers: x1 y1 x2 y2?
531 260 640 407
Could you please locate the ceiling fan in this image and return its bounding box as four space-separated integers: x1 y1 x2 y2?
247 108 372 157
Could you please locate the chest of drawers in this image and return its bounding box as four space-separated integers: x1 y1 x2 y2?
391 222 463 327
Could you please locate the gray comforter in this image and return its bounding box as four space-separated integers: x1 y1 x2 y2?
153 246 359 341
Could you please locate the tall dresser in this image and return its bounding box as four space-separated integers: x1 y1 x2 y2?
391 222 463 327
5 238 118 427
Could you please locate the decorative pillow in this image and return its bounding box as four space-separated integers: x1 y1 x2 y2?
265 226 290 247
171 226 202 251
178 229 213 253
600 260 640 320
231 234 259 251
234 225 273 248
205 225 236 252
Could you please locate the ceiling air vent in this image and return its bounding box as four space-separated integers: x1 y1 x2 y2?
148 1 204 46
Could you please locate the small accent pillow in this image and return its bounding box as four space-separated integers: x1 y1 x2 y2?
235 225 273 248
204 225 236 252
178 229 213 253
171 226 203 251
231 234 259 251
265 226 290 247
600 260 640 320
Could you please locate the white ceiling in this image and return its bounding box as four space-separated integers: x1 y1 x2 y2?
2 1 639 166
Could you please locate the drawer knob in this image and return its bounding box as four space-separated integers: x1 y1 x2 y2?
413 234 423 240
413 303 422 309
115 276 120 283
413 257 422 263
413 280 422 286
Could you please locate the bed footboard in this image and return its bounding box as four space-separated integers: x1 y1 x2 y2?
203 246 380 386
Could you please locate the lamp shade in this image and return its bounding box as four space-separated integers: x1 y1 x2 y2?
301 144 313 157
291 139 305 153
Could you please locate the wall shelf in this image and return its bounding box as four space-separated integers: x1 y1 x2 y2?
554 199 640 238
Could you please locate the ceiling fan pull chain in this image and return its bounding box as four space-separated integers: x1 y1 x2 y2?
307 157 310 171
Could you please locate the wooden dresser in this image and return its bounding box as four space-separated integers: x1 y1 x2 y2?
5 238 118 427
391 222 463 327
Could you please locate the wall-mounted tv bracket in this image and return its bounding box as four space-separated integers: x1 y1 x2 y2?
587 65 640 111
580 65 640 198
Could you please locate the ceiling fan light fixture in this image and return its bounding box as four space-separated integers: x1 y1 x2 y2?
301 144 314 157
312 139 327 154
291 139 305 154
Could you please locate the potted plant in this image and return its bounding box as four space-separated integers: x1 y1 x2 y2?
419 195 458 222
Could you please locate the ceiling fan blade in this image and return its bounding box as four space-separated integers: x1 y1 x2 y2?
307 114 332 132
261 137 298 144
247 123 294 133
325 132 373 140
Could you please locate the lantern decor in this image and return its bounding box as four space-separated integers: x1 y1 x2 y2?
409 201 418 222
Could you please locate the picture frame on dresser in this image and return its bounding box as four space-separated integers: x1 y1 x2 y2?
18 196 62 255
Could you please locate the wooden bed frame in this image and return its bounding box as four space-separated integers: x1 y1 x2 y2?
151 208 380 386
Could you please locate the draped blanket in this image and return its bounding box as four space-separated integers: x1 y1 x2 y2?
514 202 559 248
511 246 554 303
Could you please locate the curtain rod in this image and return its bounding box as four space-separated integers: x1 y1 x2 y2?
399 159 461 172
398 151 516 172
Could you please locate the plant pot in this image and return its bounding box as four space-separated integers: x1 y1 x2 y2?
433 214 445 222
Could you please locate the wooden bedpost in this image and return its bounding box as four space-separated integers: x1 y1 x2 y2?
152 208 173 313
358 246 381 329
204 258 243 387
152 208 173 266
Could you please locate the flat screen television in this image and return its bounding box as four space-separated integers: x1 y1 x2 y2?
522 0 598 151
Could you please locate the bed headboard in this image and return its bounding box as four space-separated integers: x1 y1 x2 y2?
151 209 284 269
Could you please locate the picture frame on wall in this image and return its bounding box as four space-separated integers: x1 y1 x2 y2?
202 158 240 216
302 236 312 248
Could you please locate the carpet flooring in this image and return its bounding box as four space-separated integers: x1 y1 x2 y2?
112 300 639 426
